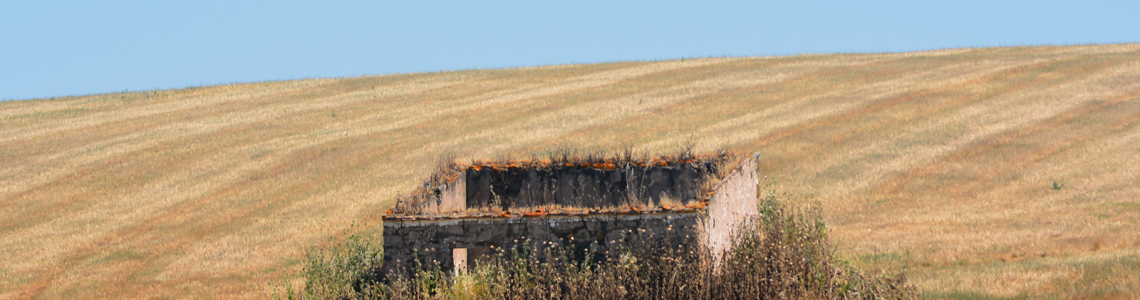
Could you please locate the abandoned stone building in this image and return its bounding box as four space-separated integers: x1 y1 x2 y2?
381 152 760 275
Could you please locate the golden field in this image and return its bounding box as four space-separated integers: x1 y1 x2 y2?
2 44 1139 299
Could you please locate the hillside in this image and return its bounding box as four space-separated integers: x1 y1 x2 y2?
2 44 1139 299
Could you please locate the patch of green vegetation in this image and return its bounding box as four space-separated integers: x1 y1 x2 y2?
1110 202 1140 211
5 107 93 121
283 227 385 299
265 259 304 274
283 258 303 266
233 195 264 208
814 161 866 182
1053 254 1140 299
1095 202 1140 219
854 250 913 266
99 250 144 263
0 267 38 285
923 254 1140 299
861 197 893 209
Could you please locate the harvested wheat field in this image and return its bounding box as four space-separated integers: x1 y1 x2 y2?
2 44 1139 299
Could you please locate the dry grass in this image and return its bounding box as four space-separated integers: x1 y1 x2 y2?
1 44 1138 298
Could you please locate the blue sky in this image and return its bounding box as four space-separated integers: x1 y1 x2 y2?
3 1 1138 101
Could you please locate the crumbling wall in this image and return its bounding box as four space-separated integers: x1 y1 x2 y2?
382 213 701 276
393 153 737 216
700 155 760 260
463 162 718 210
420 172 466 214
382 152 762 275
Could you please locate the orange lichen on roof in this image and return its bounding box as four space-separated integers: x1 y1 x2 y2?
684 201 706 210
523 208 549 217
453 153 731 173
591 162 617 169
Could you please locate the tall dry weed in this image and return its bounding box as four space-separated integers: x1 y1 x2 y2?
293 190 915 299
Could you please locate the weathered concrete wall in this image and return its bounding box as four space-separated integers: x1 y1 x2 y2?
463 162 719 210
700 155 759 260
418 173 466 214
382 213 700 276
439 172 465 213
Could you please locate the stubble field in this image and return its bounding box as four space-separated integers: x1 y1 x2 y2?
2 44 1139 299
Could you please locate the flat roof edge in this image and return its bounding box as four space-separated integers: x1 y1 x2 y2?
383 211 702 228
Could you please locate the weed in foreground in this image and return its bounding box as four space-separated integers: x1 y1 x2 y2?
288 192 916 299
286 231 386 299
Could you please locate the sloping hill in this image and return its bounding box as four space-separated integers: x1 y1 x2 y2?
2 44 1138 298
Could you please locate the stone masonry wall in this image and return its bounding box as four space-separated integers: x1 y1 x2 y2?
385 153 760 275
382 213 700 276
462 162 720 210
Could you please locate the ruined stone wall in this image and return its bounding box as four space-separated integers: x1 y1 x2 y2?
382 213 700 276
419 172 466 214
700 155 760 260
463 162 719 210
383 153 761 275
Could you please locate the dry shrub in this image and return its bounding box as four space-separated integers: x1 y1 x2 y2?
287 229 386 300
292 191 916 299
